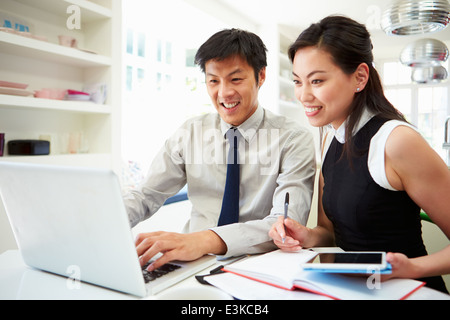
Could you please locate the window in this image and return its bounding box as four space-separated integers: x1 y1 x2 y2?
418 87 448 153
385 88 412 121
154 39 174 92
126 29 134 54
165 42 172 64
137 68 145 85
381 60 450 161
126 66 133 91
122 0 229 187
156 39 162 62
185 49 197 67
383 62 411 86
137 33 146 57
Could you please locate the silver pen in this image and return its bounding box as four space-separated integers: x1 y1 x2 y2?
282 192 289 243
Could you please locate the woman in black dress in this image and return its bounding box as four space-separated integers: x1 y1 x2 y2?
269 16 450 293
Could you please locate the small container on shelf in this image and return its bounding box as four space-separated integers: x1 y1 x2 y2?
0 133 4 157
66 89 90 101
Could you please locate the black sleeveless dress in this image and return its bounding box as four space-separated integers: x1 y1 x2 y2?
321 116 448 293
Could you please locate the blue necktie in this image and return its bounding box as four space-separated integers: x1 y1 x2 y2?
218 128 240 226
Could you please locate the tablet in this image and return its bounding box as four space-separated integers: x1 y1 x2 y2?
302 251 392 274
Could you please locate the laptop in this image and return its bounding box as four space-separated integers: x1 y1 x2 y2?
0 162 217 297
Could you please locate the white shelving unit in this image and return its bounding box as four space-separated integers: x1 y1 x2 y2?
0 0 122 254
278 32 297 109
0 0 122 172
258 23 320 163
259 24 311 129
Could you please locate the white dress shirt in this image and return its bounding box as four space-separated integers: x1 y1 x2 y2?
124 106 317 258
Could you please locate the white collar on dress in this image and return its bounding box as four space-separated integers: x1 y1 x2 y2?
333 108 376 143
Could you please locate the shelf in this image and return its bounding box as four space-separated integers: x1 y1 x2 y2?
0 32 112 67
0 94 112 115
14 0 112 21
0 153 112 168
279 100 300 109
279 76 294 88
279 52 291 65
0 0 121 173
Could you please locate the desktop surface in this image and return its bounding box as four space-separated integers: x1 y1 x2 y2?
1 250 449 300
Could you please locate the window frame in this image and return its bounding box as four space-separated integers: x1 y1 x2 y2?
378 59 450 160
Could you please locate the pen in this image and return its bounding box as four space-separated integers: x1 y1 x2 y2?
282 192 289 244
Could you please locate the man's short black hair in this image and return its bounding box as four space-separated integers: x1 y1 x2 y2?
195 28 268 82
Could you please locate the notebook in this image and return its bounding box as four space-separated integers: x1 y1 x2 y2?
0 162 216 297
220 249 425 300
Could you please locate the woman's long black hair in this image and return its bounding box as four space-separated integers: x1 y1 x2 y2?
289 15 407 159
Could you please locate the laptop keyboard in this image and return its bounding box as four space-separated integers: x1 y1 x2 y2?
142 261 182 283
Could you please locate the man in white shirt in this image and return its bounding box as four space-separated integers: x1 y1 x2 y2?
124 29 316 271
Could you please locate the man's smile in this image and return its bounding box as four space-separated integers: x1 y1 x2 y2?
221 101 240 110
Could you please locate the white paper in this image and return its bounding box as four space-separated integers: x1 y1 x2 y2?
223 249 318 289
206 272 330 300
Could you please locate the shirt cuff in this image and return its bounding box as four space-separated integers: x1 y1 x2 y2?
209 220 277 259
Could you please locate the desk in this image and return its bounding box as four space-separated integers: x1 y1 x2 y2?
0 250 229 300
1 250 449 300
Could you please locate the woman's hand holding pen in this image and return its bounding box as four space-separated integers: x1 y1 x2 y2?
269 216 310 252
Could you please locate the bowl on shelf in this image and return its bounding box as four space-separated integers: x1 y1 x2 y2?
34 88 67 100
0 80 28 89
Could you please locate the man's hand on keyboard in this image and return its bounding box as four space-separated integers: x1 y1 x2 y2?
135 230 227 271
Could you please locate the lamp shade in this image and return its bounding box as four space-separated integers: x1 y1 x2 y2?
382 0 450 36
400 38 449 67
411 65 448 83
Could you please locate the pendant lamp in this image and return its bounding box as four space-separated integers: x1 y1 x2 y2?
411 65 448 83
400 38 449 67
382 0 450 36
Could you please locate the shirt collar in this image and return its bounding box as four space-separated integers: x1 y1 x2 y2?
220 105 263 143
334 108 375 144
